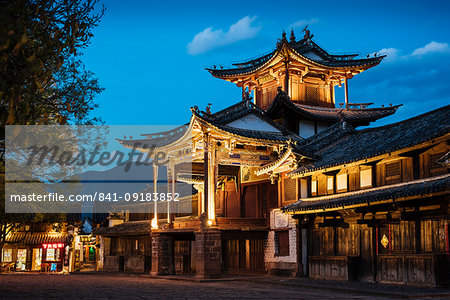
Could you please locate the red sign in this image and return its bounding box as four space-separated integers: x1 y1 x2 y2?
42 243 64 249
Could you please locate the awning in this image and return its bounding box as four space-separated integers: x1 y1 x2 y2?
5 232 70 245
94 220 151 236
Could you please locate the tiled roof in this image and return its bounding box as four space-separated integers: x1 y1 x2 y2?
119 99 309 153
292 103 400 122
5 232 70 244
283 174 450 213
291 105 450 176
192 102 306 147
94 220 151 236
207 37 383 77
118 124 189 149
296 121 356 153
207 100 266 124
265 90 400 126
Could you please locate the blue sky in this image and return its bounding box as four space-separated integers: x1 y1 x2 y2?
83 0 450 127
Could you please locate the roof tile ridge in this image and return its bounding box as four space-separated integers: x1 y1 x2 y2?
293 173 450 204
357 104 450 134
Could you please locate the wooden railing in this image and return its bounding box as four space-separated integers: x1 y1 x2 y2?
171 217 269 231
309 256 359 281
216 218 268 230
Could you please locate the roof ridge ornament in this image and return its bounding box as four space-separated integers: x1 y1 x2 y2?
302 25 314 42
205 103 212 115
243 91 253 105
277 31 288 49
290 29 295 43
277 86 288 97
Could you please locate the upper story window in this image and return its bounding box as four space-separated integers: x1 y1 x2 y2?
311 180 318 196
336 173 348 191
327 176 334 193
430 152 447 175
284 177 297 202
360 167 373 188
385 161 402 184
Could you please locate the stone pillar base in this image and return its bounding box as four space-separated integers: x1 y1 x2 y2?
194 229 222 279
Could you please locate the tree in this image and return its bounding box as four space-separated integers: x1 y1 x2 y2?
0 0 105 253
0 0 105 125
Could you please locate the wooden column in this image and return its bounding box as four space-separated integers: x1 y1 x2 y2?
206 140 217 222
203 134 209 215
284 60 290 95
344 76 349 109
153 164 158 228
167 164 175 224
372 223 378 282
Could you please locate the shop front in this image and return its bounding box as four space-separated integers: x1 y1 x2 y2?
2 232 71 272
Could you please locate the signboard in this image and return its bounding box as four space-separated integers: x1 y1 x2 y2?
17 249 27 262
241 166 270 183
80 236 91 243
74 250 80 272
273 210 289 229
64 246 70 266
43 243 64 249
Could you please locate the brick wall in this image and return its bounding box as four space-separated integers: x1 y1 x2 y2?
264 209 299 275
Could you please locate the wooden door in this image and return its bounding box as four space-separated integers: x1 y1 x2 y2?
242 185 258 218
174 240 191 274
360 227 373 282
223 240 240 271
225 182 240 217
249 239 264 271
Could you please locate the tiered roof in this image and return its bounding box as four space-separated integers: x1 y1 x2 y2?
266 89 401 127
207 34 384 78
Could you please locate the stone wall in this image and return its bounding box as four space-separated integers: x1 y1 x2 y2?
151 233 174 275
264 209 299 276
194 229 221 279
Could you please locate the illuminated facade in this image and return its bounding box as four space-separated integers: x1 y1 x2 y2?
95 29 448 285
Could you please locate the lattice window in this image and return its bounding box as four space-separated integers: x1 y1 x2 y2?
385 161 401 183
430 152 446 170
262 86 277 110
306 86 319 102
284 177 297 201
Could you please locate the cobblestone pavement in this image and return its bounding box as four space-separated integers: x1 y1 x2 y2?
0 273 392 299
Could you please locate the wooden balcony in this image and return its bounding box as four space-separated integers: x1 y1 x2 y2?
170 217 268 231
216 218 268 230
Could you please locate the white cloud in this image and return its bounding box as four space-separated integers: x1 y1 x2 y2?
411 41 450 56
375 41 450 63
375 48 400 61
187 16 261 55
289 18 318 29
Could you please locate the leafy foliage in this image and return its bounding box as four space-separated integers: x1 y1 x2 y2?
0 0 105 125
0 0 105 250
